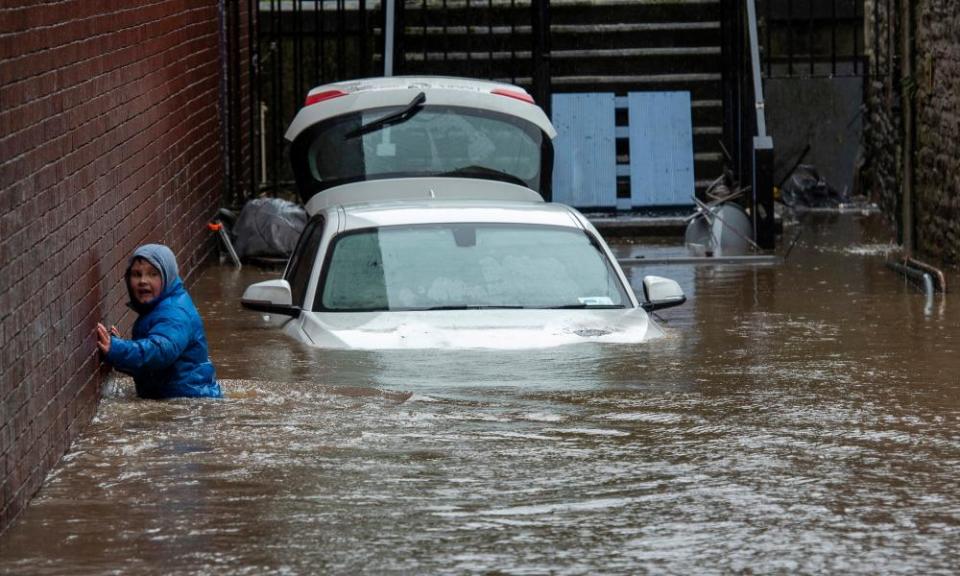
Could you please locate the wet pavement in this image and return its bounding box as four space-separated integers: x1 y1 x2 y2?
1 212 959 574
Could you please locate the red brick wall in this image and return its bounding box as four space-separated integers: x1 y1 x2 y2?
0 1 236 532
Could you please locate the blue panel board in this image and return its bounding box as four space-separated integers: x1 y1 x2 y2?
551 93 617 208
627 92 695 207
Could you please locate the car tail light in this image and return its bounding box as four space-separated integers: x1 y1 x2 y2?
490 88 535 104
304 89 348 106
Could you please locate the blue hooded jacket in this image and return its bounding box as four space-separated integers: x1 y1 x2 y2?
105 244 222 399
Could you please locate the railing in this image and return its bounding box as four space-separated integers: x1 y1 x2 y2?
759 0 866 79
722 0 775 249
254 0 379 195
386 0 550 111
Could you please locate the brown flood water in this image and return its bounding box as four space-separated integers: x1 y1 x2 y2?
1 212 959 574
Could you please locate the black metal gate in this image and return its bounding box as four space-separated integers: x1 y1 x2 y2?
254 0 379 196
756 0 867 79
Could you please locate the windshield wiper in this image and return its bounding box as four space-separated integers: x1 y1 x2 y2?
437 165 528 187
344 91 426 139
419 305 526 311
534 304 625 309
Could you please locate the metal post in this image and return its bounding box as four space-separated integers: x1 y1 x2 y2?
853 0 861 75
787 0 794 76
509 0 517 83
808 0 814 76
319 0 326 81
337 0 346 76
488 0 494 79
313 0 320 81
720 0 740 175
739 0 751 193
384 0 395 75
530 0 551 117
390 0 406 75
272 0 281 193
294 0 302 101
249 0 258 201
231 0 242 203
831 0 837 75
360 0 368 76
765 0 771 77
873 0 880 77
753 137 775 249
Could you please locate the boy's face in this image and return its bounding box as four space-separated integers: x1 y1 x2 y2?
129 259 163 304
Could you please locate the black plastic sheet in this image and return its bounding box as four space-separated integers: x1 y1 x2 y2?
232 198 307 259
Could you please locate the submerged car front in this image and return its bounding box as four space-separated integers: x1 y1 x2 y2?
246 198 669 349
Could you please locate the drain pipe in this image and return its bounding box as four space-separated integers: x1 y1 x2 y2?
906 256 947 293
900 0 916 254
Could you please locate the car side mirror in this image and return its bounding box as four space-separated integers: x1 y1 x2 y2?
241 279 301 317
641 275 686 312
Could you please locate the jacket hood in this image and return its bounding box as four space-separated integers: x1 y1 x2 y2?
126 244 182 312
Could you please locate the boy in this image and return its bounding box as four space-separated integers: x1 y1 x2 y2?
97 243 222 399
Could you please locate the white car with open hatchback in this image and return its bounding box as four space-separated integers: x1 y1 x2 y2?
241 76 685 349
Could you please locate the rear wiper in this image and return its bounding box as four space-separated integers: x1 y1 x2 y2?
344 91 426 139
438 165 528 187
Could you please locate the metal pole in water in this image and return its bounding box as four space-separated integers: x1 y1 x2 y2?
384 0 395 76
922 273 934 316
886 260 934 315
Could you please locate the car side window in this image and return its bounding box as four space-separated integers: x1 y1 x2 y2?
285 216 325 307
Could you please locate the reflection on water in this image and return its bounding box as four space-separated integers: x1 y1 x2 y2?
2 214 960 575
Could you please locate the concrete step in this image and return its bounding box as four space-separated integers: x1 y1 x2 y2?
400 0 722 26
550 73 722 99
398 46 721 60
394 21 722 49
397 47 721 76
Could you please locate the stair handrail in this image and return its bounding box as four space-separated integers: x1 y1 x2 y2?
746 0 767 140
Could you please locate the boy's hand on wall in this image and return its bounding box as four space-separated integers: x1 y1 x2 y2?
96 323 112 354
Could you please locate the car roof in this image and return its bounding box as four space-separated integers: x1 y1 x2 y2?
304 177 544 215
285 76 557 142
337 199 586 232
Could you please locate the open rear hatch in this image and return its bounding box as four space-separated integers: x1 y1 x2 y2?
285 77 556 205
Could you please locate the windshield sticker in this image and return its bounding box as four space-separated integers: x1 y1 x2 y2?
578 296 614 306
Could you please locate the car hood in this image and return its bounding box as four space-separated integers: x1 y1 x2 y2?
295 308 664 350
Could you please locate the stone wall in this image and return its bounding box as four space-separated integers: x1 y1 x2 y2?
913 0 960 263
864 0 960 264
863 0 903 224
0 0 249 533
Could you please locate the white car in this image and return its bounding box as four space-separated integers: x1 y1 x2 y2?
242 76 685 349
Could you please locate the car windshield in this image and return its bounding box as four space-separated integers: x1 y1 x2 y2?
318 224 630 311
305 105 544 192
